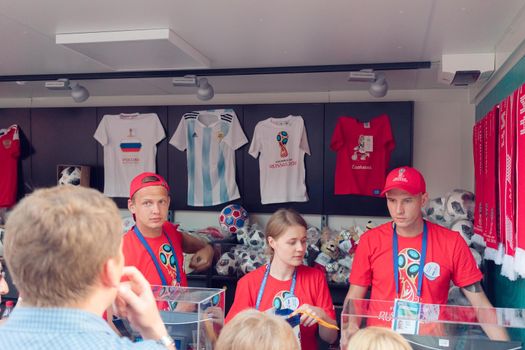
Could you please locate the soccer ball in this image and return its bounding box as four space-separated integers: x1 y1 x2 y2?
450 219 474 246
235 226 249 245
239 250 266 275
247 226 265 248
58 166 81 186
445 190 475 221
215 252 238 276
219 204 249 236
423 197 447 225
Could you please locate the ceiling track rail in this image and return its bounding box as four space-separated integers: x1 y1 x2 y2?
0 61 431 82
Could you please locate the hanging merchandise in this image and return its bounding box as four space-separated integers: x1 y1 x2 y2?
94 113 165 197
330 114 395 196
249 115 310 205
170 109 247 207
472 117 484 241
514 83 525 277
475 108 499 260
498 92 518 280
0 124 20 208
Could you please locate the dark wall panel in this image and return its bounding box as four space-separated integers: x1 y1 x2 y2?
95 106 168 208
31 108 98 189
167 105 245 211
0 109 32 201
4 101 413 217
242 103 324 214
323 102 413 216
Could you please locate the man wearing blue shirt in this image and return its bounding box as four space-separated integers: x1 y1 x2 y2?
0 185 175 349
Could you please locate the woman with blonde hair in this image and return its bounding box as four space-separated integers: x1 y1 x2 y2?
216 309 299 350
226 208 338 350
346 327 412 350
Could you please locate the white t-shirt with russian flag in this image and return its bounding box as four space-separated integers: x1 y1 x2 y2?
170 109 248 207
249 115 310 204
94 113 165 197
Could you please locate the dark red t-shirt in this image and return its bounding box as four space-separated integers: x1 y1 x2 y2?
0 125 20 207
330 115 394 196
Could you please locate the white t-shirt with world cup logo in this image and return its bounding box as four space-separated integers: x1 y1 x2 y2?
94 113 165 197
249 115 310 204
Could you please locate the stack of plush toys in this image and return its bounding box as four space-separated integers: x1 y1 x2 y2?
423 189 484 306
214 205 372 284
309 223 371 284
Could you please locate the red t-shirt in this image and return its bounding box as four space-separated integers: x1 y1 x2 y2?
0 125 20 207
350 221 482 304
350 221 482 333
226 265 336 350
330 115 395 196
123 222 188 288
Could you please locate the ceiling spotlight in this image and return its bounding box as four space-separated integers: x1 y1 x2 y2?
368 72 388 98
196 78 214 101
172 75 214 101
348 70 388 98
44 78 90 103
70 82 90 103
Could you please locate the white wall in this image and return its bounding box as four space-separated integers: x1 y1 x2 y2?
413 99 475 198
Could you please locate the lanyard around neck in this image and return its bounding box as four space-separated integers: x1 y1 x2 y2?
255 264 297 310
393 221 428 298
133 226 181 285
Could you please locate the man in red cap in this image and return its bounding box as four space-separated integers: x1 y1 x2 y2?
122 172 214 290
342 166 508 343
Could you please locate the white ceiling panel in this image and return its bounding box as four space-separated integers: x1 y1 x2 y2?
0 13 112 75
0 0 524 99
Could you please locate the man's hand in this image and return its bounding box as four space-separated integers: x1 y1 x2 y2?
189 244 214 272
113 266 169 341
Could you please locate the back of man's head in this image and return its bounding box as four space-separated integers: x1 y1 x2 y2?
4 185 122 307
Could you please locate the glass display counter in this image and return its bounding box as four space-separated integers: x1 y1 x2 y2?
115 285 225 350
341 298 524 350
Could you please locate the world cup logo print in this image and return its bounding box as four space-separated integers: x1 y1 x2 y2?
276 131 289 158
397 248 421 302
159 243 179 286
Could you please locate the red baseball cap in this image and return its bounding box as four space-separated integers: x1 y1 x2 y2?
380 166 426 196
129 172 170 198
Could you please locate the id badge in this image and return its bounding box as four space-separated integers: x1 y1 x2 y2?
392 298 420 335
